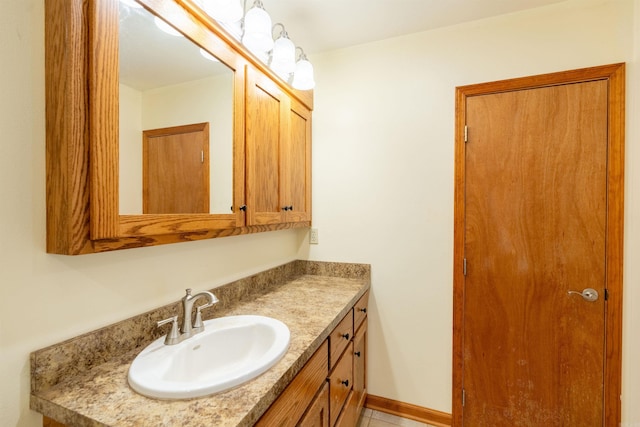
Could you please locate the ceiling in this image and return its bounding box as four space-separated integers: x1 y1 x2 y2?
119 0 568 91
256 0 568 55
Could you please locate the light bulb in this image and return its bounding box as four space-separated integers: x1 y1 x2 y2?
292 58 315 90
271 35 296 75
242 5 273 55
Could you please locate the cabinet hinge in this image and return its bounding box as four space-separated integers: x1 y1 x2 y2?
201 150 204 164
463 258 467 276
464 126 468 143
462 389 466 406
604 288 609 301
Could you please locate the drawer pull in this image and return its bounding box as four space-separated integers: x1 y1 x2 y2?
341 333 350 340
354 351 361 357
340 379 349 387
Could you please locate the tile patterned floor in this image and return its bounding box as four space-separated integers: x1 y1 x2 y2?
356 408 439 427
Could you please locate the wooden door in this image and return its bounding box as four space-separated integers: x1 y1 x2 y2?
143 122 209 214
453 64 625 426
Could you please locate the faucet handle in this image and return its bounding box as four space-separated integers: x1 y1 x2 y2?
193 294 219 333
157 315 181 345
193 306 206 333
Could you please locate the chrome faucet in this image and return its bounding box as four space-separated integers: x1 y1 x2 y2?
157 288 219 345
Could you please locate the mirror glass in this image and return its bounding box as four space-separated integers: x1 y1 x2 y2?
118 1 234 214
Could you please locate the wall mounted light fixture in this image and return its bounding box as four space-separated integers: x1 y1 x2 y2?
241 0 274 57
198 0 316 89
270 23 296 80
291 47 315 90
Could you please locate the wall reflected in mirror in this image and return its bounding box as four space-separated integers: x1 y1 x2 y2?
118 0 234 214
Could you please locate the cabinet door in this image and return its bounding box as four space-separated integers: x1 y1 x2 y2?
246 66 311 226
282 98 311 222
334 391 358 427
299 381 329 427
245 67 288 225
353 320 367 414
256 341 329 426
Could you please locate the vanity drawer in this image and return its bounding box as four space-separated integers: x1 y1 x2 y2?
329 311 353 369
353 291 369 331
329 342 353 427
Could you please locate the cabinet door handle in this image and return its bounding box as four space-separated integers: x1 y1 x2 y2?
342 333 350 340
358 307 367 313
354 351 361 357
340 379 349 387
239 205 247 211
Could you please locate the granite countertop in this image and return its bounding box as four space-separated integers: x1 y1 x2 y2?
31 260 370 427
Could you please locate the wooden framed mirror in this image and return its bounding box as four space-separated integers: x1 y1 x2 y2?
45 0 313 254
90 0 246 240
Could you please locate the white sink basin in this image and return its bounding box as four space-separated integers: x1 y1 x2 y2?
128 315 290 399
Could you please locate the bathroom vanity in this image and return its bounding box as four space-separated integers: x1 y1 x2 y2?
256 289 369 426
31 261 370 426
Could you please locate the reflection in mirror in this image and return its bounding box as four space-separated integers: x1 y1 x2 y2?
118 0 234 214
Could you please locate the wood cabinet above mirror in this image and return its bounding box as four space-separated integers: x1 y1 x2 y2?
45 0 313 254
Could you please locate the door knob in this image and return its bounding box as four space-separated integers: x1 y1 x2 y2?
567 288 599 302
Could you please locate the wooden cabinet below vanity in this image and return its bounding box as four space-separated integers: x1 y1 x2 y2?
257 291 369 427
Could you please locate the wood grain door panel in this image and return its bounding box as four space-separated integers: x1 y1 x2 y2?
143 122 209 214
329 343 354 427
299 382 330 427
250 85 280 214
463 81 608 425
283 104 311 222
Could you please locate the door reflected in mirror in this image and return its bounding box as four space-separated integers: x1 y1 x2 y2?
118 0 234 214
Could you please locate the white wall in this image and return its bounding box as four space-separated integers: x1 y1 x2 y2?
2 0 639 426
309 0 640 423
119 73 234 214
